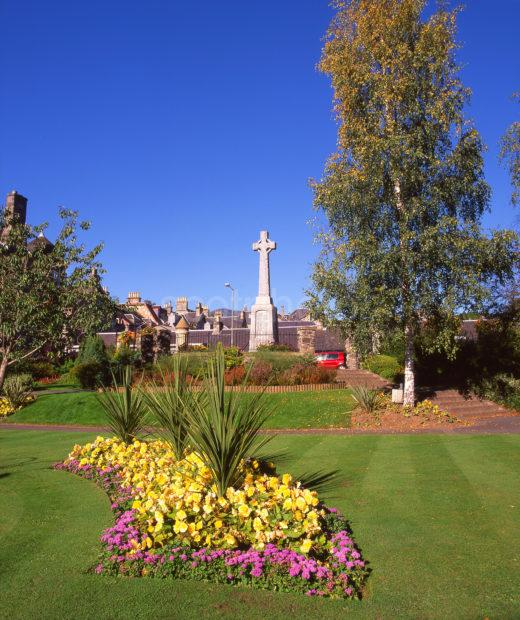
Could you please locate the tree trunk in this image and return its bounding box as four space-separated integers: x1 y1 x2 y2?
403 322 415 407
0 355 9 392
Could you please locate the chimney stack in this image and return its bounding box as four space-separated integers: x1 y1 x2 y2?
213 310 223 334
1 191 28 240
176 296 189 313
127 292 142 305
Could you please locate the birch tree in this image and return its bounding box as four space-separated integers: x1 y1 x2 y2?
308 0 518 405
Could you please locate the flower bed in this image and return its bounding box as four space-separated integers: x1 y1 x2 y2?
55 437 368 598
0 397 16 417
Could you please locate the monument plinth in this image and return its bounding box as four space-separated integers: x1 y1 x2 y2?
249 230 279 351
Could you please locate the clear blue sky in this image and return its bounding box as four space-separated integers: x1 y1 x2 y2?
1 1 518 312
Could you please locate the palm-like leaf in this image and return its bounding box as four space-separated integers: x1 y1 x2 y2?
97 366 147 444
141 356 193 459
181 345 273 496
351 386 384 415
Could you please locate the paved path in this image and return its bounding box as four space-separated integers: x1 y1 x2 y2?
2 414 520 435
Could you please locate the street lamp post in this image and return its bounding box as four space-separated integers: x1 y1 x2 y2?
224 282 235 347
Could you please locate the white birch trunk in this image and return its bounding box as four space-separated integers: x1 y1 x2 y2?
403 322 415 406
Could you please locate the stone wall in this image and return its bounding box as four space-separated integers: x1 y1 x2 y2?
297 326 317 355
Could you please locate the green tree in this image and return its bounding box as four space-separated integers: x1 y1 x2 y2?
308 0 518 405
0 209 116 389
500 92 520 207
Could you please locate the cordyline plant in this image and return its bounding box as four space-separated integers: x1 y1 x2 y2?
307 0 518 405
0 208 117 390
181 345 273 497
141 356 193 459
97 366 148 444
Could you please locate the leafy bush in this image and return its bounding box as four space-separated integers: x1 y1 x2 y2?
350 386 384 417
362 354 403 382
72 362 104 389
257 343 295 352
224 365 247 386
96 367 148 444
2 374 34 408
248 361 273 386
26 360 56 380
57 359 76 375
158 352 210 381
76 335 110 386
111 345 142 383
279 364 337 385
223 346 243 370
247 351 302 373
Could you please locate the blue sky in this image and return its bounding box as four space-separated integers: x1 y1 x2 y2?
1 0 518 312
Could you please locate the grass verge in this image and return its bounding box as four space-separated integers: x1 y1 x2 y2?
1 430 519 619
6 390 355 429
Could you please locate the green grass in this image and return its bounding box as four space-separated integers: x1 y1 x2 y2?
6 389 355 429
1 430 519 619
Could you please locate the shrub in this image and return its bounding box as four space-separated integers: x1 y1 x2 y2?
362 354 403 382
159 352 210 381
72 362 104 389
26 360 56 380
111 346 142 383
96 367 148 444
350 386 384 417
247 351 301 373
256 343 294 352
2 374 34 408
58 359 76 376
279 364 336 385
248 361 273 386
224 365 247 385
223 346 243 370
76 335 110 386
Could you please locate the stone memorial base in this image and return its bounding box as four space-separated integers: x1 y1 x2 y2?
249 297 278 351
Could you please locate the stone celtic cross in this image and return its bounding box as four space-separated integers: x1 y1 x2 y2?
252 230 276 299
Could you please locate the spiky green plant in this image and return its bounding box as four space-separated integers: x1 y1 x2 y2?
181 345 272 496
96 366 147 444
350 386 385 417
141 356 192 459
2 374 34 409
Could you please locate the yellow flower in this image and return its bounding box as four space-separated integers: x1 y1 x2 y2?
282 473 292 486
253 517 264 532
238 504 251 518
214 519 223 529
300 539 312 554
295 496 307 511
174 520 188 534
176 509 187 521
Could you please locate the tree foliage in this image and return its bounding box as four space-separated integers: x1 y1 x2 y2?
0 209 116 388
307 0 518 403
500 92 520 207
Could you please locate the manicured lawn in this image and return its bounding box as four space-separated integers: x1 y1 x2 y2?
1 430 519 619
7 389 354 429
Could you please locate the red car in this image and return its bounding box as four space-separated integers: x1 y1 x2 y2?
315 351 346 369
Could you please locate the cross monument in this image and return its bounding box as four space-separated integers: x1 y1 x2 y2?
249 230 279 351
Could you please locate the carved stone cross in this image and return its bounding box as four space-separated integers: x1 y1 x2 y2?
252 230 276 298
